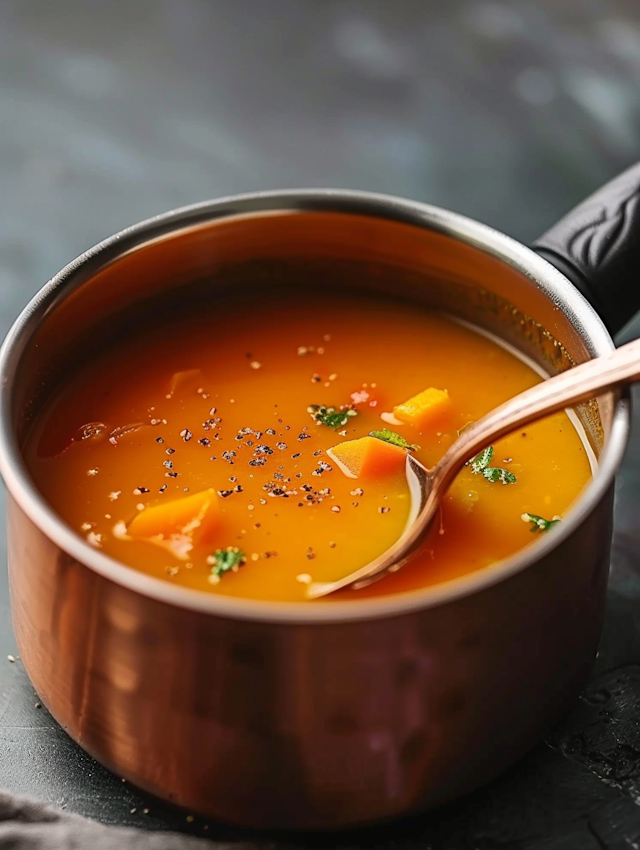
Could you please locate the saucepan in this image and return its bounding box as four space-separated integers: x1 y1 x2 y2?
1 164 639 829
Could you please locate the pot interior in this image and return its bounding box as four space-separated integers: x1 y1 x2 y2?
8 207 613 461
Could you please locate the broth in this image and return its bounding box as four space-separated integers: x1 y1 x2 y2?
25 289 592 602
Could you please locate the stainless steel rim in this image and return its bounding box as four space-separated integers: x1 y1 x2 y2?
0 189 630 623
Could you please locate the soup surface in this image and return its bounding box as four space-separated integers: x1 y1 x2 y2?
25 289 592 602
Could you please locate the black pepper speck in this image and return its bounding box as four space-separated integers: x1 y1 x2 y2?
254 445 274 456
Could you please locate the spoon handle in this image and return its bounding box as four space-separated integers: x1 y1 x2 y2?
433 336 640 490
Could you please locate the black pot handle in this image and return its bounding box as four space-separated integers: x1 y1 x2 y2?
533 161 640 337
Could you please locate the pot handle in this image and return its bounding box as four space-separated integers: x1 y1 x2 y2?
533 161 640 337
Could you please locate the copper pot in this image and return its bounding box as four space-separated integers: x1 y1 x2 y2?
1 168 639 829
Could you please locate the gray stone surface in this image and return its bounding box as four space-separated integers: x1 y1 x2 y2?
3 0 640 846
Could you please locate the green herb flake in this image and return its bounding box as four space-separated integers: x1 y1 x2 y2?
482 467 517 484
307 404 357 429
467 446 494 473
467 446 516 484
207 547 246 583
369 429 420 451
521 513 560 533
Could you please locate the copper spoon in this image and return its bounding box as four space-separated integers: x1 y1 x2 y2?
306 336 640 599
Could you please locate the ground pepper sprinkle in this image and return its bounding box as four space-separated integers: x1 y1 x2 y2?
254 445 274 456
29 298 426 604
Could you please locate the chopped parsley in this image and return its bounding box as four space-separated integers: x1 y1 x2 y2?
468 446 493 473
467 446 517 484
207 547 246 583
482 467 517 484
307 404 357 429
369 429 420 451
522 513 561 533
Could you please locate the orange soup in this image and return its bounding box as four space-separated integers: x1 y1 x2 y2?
25 290 593 602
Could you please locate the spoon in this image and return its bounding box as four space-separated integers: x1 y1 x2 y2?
306 336 640 599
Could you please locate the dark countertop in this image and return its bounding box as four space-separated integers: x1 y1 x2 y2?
3 1 640 847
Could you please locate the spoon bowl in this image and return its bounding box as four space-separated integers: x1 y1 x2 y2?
307 335 640 598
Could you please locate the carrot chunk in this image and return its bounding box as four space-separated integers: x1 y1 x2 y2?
393 387 452 430
327 436 407 480
127 488 219 558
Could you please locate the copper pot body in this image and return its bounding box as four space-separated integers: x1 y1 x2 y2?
0 193 629 829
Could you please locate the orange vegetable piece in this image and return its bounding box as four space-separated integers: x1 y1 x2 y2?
393 387 452 430
327 436 407 480
127 488 219 558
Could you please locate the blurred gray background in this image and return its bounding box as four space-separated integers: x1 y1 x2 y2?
4 0 640 310
3 1 640 848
